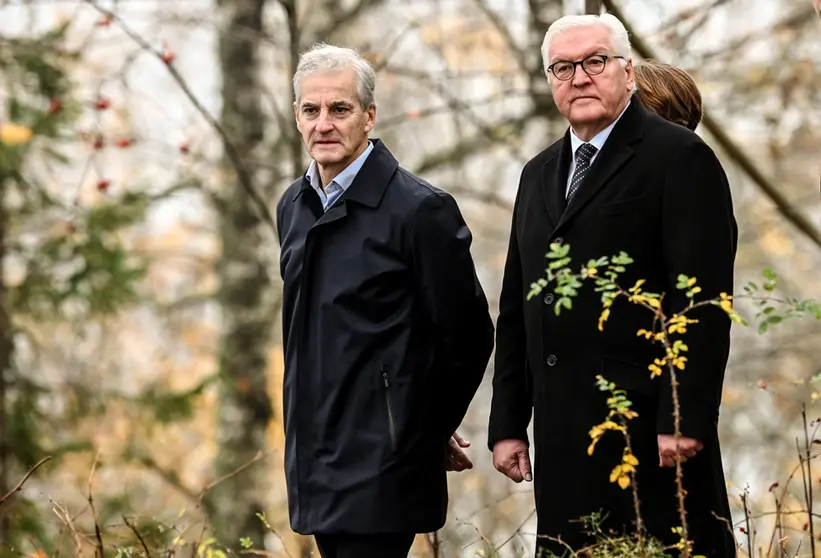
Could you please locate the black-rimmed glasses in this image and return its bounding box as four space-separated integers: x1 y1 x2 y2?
547 54 625 81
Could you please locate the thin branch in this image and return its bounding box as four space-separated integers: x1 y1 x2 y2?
313 0 384 40
0 456 52 507
87 451 105 558
196 450 267 507
602 0 821 252
469 0 527 71
123 516 151 557
84 0 277 237
493 507 536 552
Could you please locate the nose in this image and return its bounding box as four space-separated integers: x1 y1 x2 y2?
571 65 592 86
315 111 334 133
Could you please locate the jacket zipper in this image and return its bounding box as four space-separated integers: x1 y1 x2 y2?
381 368 397 452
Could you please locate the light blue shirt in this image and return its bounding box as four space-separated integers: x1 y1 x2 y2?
305 141 374 211
566 100 631 195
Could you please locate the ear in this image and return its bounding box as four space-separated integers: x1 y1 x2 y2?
624 59 635 93
364 105 376 133
293 101 302 133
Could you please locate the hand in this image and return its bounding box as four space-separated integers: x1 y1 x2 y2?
445 432 473 472
813 0 821 19
492 439 532 483
658 434 703 467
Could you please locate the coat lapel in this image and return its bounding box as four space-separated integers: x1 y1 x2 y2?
556 98 646 229
540 131 572 229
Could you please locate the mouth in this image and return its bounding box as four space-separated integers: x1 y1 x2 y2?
313 140 339 146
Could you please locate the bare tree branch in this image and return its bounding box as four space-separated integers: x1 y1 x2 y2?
84 0 277 237
604 0 821 252
314 0 385 40
469 0 528 71
0 456 52 507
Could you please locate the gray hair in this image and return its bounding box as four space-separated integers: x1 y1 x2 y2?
292 43 377 110
541 13 633 78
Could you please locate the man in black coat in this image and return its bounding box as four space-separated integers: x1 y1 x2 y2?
276 43 494 558
487 13 738 557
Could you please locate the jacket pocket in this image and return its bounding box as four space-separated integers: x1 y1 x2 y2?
598 195 647 216
600 355 660 400
381 366 398 452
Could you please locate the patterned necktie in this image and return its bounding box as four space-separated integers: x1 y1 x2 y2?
566 143 598 203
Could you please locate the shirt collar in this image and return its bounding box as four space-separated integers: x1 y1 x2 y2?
569 99 631 156
305 140 374 195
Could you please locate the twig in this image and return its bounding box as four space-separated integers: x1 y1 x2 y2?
494 508 536 553
83 0 276 237
741 488 754 558
87 451 105 558
804 408 816 558
196 450 266 506
123 516 151 557
51 500 85 558
799 406 817 558
601 0 821 252
0 456 52 507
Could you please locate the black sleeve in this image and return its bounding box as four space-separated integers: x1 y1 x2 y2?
487 180 533 450
410 191 495 440
657 139 738 440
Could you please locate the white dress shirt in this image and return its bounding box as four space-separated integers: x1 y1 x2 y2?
565 100 631 195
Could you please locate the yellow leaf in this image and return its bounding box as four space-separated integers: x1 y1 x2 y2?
687 277 697 287
609 465 623 483
598 308 610 331
647 298 661 308
623 453 639 466
0 123 33 145
617 475 630 489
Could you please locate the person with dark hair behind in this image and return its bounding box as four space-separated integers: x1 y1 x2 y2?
634 60 703 131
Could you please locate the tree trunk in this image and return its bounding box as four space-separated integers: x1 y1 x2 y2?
209 0 274 547
585 0 602 14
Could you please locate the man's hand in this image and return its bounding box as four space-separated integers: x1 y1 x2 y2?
658 434 703 467
492 439 532 482
445 432 473 472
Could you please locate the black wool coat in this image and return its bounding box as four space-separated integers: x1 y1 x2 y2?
488 98 739 557
276 139 494 535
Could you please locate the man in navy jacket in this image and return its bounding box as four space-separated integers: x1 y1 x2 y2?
276 43 494 558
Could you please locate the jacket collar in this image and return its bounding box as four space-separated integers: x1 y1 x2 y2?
293 138 398 208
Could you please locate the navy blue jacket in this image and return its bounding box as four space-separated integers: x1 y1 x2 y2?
276 138 494 535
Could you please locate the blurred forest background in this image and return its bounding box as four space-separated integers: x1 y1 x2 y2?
1 0 820 556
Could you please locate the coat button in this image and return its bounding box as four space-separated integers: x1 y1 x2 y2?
546 354 557 366
543 293 554 304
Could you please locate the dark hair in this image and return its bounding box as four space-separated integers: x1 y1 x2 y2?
634 61 703 131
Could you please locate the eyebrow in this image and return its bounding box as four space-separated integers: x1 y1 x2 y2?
299 100 355 110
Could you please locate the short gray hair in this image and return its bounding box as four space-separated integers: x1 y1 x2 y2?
541 13 632 78
292 43 377 110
